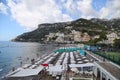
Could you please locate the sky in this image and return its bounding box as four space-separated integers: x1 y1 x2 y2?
0 0 120 41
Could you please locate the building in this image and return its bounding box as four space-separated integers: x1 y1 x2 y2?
106 32 119 44
64 34 74 41
72 30 82 42
55 33 64 43
82 33 91 42
92 35 100 40
65 26 72 29
46 33 55 41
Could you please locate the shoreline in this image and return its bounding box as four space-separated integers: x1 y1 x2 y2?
4 47 94 80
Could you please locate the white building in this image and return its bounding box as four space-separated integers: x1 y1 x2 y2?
72 30 82 42
55 33 64 43
106 32 119 44
56 32 64 37
82 33 91 42
65 26 72 29
93 35 100 40
46 33 55 41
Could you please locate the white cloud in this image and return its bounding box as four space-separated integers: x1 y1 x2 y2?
7 0 72 30
0 2 8 14
63 0 78 15
6 0 120 30
77 0 99 19
75 0 120 19
100 0 120 19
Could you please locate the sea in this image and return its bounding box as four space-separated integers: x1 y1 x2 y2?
0 41 61 79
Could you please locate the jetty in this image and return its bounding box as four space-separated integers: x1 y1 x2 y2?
4 46 120 80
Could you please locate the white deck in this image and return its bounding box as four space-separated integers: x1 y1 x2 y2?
10 66 44 77
69 63 94 68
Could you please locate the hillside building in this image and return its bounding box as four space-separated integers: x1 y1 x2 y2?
82 33 91 42
106 32 119 44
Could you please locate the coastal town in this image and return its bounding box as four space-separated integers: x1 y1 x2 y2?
45 28 119 44
0 0 120 80
4 22 120 80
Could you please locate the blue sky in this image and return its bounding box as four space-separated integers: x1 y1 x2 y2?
0 0 120 41
0 13 26 41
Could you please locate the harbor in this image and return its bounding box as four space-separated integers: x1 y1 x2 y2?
3 45 120 80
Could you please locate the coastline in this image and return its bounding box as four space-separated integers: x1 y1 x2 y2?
0 42 62 79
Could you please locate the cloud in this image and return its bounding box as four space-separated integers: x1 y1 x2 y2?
100 0 120 19
77 0 99 19
0 2 8 14
7 0 72 30
63 0 78 15
6 0 120 30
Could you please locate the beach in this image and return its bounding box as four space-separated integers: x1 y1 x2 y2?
0 41 62 79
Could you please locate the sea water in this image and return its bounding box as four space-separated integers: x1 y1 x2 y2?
0 41 60 79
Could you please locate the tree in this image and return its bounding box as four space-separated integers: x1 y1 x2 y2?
114 39 120 48
89 33 107 44
99 32 107 41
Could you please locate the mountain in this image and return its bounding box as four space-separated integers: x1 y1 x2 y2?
13 23 68 42
13 18 120 42
90 18 120 31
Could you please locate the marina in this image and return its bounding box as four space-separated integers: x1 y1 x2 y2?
3 46 120 80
